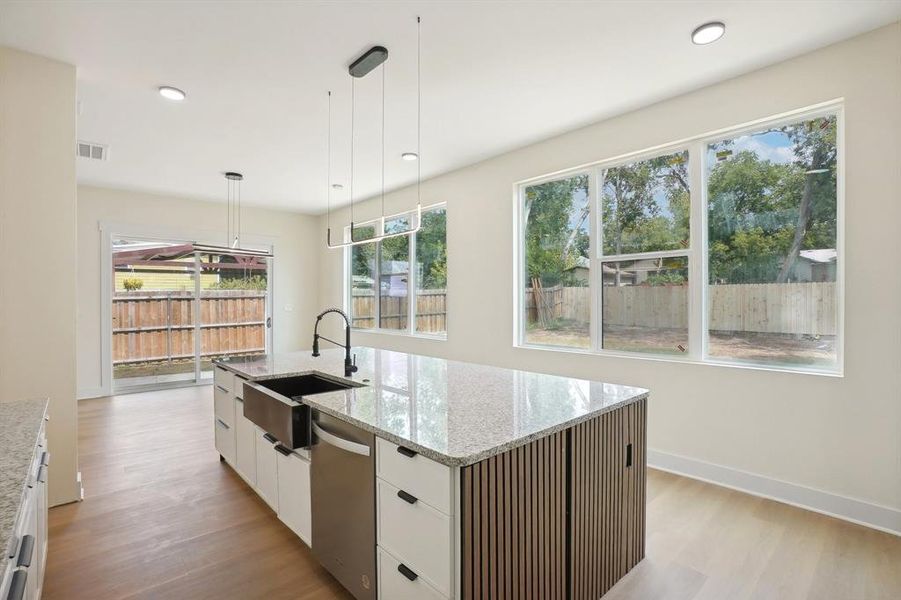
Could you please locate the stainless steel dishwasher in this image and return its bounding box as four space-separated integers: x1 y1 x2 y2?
310 409 376 600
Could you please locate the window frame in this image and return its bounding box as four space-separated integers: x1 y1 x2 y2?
514 100 844 376
345 202 448 339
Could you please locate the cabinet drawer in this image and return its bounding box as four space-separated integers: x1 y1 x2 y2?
377 479 451 596
214 386 234 425
213 367 233 393
215 417 236 465
234 399 257 486
377 438 452 515
378 547 446 600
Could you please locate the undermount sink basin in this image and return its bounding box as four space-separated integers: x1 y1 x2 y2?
243 374 363 449
255 374 361 400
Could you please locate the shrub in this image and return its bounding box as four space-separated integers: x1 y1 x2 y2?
122 277 144 291
210 275 268 291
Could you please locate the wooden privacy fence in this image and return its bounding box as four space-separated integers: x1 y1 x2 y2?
112 290 266 364
351 289 446 331
525 282 836 336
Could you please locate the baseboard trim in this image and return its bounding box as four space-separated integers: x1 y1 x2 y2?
647 449 901 537
77 387 105 400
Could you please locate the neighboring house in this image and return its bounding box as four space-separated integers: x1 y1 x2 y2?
791 249 837 282
379 260 409 296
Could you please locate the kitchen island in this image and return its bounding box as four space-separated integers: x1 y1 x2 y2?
213 348 648 600
0 399 50 600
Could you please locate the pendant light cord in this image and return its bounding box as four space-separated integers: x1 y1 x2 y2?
417 15 421 210
381 60 386 222
327 90 331 232
350 76 355 238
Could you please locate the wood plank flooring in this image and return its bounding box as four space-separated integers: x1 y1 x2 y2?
44 386 901 600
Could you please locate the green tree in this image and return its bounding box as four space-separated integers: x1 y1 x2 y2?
707 115 837 284
523 175 589 287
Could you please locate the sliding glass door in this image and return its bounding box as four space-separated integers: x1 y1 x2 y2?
111 237 271 392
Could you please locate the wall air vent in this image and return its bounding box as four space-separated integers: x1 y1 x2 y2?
77 141 108 161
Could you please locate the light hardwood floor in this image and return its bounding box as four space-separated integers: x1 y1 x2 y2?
44 386 900 600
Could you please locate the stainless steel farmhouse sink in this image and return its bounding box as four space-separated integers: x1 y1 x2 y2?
242 374 363 449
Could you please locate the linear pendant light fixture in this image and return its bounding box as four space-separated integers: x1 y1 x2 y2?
325 16 423 249
193 171 272 258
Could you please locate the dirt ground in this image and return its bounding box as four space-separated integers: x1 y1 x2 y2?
526 323 836 367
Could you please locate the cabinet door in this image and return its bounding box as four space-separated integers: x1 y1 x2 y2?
276 449 312 545
234 398 257 486
254 428 279 511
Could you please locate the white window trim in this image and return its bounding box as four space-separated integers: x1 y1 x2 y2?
344 202 448 339
514 100 844 376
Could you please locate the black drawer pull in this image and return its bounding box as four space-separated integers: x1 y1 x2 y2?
215 385 229 393
626 443 633 468
397 489 418 505
7 569 26 600
41 451 50 466
274 444 292 456
396 445 417 458
397 563 418 582
16 535 34 568
263 433 278 444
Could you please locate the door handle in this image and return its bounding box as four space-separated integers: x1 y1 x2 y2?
263 432 278 444
266 317 272 328
16 535 34 568
312 422 370 456
397 489 418 505
216 418 230 430
626 443 633 468
274 444 292 456
6 570 26 600
397 563 418 582
396 445 417 458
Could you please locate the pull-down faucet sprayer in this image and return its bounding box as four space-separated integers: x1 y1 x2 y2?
312 308 358 377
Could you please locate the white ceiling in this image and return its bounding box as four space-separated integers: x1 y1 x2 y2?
1 1 898 213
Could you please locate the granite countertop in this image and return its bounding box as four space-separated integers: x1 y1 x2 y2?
216 348 648 467
0 398 48 574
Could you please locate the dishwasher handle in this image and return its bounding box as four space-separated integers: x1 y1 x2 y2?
312 422 370 456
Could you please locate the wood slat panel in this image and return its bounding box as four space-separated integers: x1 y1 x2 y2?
461 430 567 600
570 398 647 599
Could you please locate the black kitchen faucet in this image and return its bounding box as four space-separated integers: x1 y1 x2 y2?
312 308 358 377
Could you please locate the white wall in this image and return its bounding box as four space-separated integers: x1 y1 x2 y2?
0 47 80 506
77 185 321 398
318 25 901 528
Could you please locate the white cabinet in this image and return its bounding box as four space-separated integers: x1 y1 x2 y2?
376 479 452 597
377 438 452 514
378 547 446 600
3 420 49 600
276 448 312 545
214 416 236 466
234 398 257 486
254 427 279 511
213 367 237 466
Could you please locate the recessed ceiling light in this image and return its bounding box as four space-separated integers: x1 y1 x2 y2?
331 183 344 190
401 152 418 161
691 21 725 45
158 86 186 101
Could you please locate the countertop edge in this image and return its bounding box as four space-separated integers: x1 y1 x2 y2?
304 391 649 468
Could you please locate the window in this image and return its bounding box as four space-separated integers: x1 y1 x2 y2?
523 174 590 349
517 106 841 373
347 205 447 336
706 115 838 368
